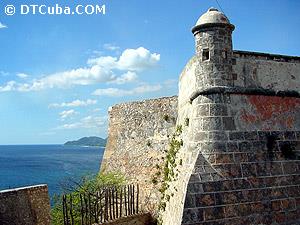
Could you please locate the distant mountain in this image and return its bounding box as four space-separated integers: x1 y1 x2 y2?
64 136 107 147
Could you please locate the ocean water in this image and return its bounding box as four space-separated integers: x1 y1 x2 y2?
0 145 104 200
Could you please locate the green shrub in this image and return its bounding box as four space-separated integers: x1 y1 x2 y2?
51 171 125 225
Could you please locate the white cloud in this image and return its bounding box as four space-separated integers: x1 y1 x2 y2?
0 47 160 92
59 109 78 120
0 66 115 92
118 47 160 71
49 99 97 108
92 84 162 97
87 47 160 71
109 71 138 84
56 115 107 130
23 66 114 91
103 43 120 51
0 22 7 29
87 56 117 69
17 73 29 79
0 81 16 92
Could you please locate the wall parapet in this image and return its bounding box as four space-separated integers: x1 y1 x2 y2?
0 184 51 225
233 50 300 63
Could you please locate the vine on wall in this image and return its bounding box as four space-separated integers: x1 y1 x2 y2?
152 124 184 224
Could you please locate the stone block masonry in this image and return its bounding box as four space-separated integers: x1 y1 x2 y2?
102 7 300 225
182 94 300 225
0 185 51 225
161 7 300 224
101 96 178 214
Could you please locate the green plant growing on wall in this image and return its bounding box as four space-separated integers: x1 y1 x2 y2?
151 125 184 225
51 171 125 225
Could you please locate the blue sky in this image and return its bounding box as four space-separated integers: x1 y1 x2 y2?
0 0 299 144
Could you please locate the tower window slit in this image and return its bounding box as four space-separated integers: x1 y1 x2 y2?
202 49 209 61
223 50 228 60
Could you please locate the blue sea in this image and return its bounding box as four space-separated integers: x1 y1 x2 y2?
0 145 104 200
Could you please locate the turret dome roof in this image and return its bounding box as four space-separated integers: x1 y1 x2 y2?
192 7 234 34
195 8 230 26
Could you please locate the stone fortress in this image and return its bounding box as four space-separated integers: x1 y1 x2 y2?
102 7 300 225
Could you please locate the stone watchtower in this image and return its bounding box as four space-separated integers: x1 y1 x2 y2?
103 6 300 225
192 8 235 89
163 7 300 225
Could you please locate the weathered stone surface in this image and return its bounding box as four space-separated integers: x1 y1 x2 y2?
101 7 300 225
164 6 300 225
0 185 51 225
232 51 300 91
101 96 178 213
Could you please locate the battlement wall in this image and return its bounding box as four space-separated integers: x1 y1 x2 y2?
0 185 51 225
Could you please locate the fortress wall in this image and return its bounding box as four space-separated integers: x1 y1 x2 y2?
180 52 300 96
101 96 178 212
181 94 300 225
101 27 300 225
233 51 300 90
162 51 300 224
178 56 197 113
0 185 51 225
101 53 300 224
160 58 200 225
106 52 300 224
